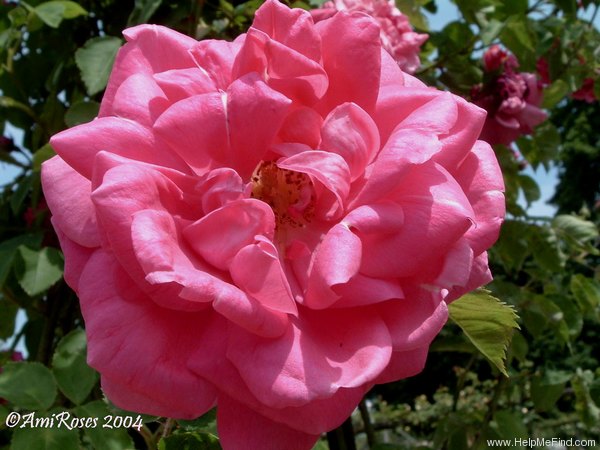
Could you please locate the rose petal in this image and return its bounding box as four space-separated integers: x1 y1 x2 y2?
320 102 380 181
453 141 505 254
50 116 189 180
373 347 430 384
226 307 391 407
445 252 493 303
251 0 321 62
359 162 475 278
349 129 441 208
224 73 292 178
190 39 242 90
230 237 297 315
153 92 228 174
183 199 275 271
315 11 381 114
79 249 218 418
153 67 217 103
42 156 100 247
377 286 448 351
109 72 170 127
305 223 361 309
51 221 95 294
217 394 320 450
332 273 404 308
101 24 197 117
277 150 351 218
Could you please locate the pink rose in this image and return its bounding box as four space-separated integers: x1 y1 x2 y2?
42 1 504 448
572 78 597 103
536 57 551 86
311 0 427 74
483 44 518 73
473 46 546 146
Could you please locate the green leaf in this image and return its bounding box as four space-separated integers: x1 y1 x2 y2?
491 411 526 446
158 432 221 450
552 215 598 242
551 294 583 339
10 174 34 215
177 408 217 432
0 234 43 288
509 331 528 363
572 369 600 427
0 362 57 410
518 174 540 205
75 401 135 450
33 143 57 172
15 246 64 296
0 297 18 339
11 419 80 450
8 5 29 26
531 121 560 170
52 329 98 405
570 275 600 312
34 1 87 28
480 19 504 45
531 370 570 412
75 36 123 96
449 289 519 376
528 226 563 273
127 0 163 26
395 0 429 30
499 0 528 15
542 79 569 109
499 17 536 69
64 100 99 127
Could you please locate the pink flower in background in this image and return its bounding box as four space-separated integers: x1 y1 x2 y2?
473 45 546 146
483 45 518 73
572 78 597 103
311 0 428 73
537 57 597 103
42 1 504 448
536 57 551 85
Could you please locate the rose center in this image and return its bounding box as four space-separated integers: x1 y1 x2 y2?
250 161 315 229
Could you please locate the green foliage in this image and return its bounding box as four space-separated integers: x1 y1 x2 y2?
33 1 88 29
158 431 222 450
449 290 519 376
0 362 57 410
11 421 80 450
52 329 98 405
75 36 123 96
75 401 136 450
14 246 64 296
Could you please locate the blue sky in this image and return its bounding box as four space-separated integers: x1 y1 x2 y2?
425 1 559 217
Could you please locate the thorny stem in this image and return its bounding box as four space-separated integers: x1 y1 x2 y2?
452 354 477 412
326 415 357 450
161 417 175 439
472 376 507 449
138 424 157 450
358 398 376 448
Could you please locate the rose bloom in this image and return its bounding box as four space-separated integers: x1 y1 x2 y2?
572 78 597 103
42 1 504 448
538 57 597 103
473 45 546 146
311 0 427 74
